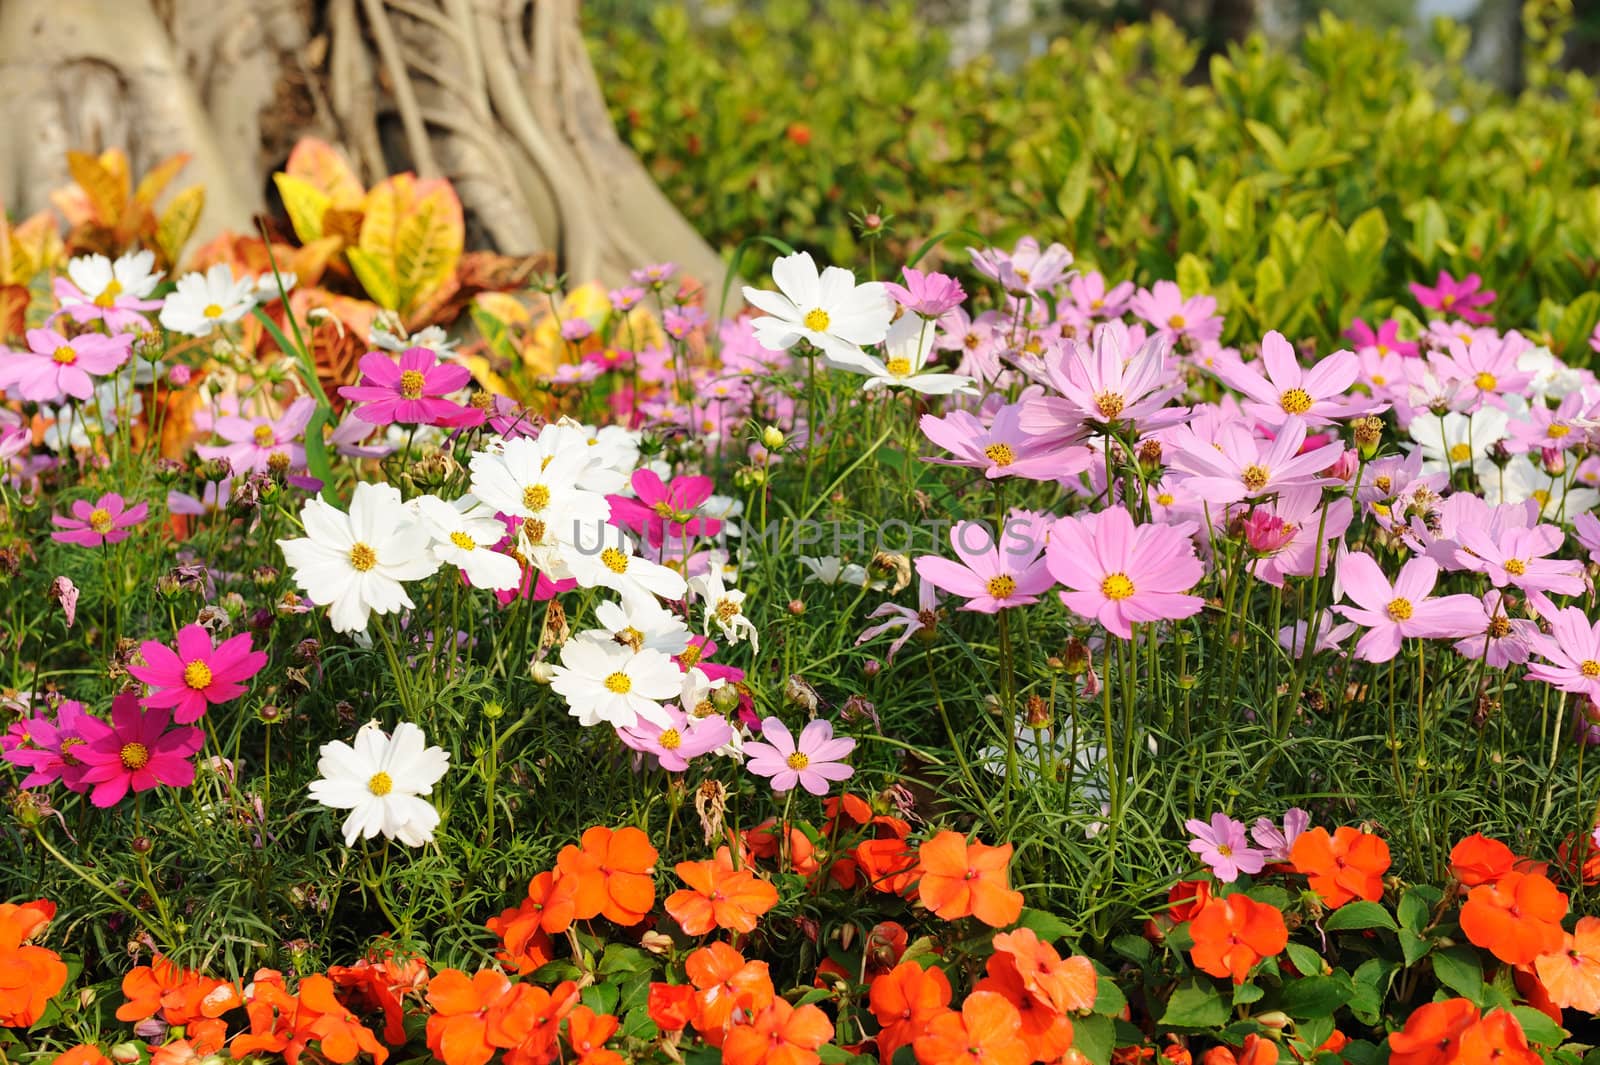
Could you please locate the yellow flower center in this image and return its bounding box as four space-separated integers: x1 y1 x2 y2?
1550 424 1571 438
653 501 678 519
1386 597 1414 621
658 728 683 750
983 443 1015 467
803 308 831 332
1101 573 1136 600
618 626 645 651
203 303 224 319
1504 558 1526 576
1488 616 1512 638
94 279 123 308
679 644 703 667
600 547 630 573
1156 492 1175 506
1441 293 1456 308
349 542 377 571
450 531 476 551
987 575 1017 599
604 672 632 693
884 357 913 378
399 369 426 400
1241 465 1270 492
120 742 151 771
88 508 114 533
253 425 276 447
1094 392 1125 420
786 752 811 770
715 598 741 621
1448 443 1472 462
1280 388 1314 415
1532 489 1551 508
1474 372 1497 392
522 484 550 511
52 346 78 365
1375 475 1393 493
367 772 393 796
1582 661 1600 678
1168 314 1187 330
183 660 213 690
1090 297 1105 309
1371 374 1387 386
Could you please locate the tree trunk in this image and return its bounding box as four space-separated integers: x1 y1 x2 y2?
0 0 725 292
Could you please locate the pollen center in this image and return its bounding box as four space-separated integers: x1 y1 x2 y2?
88 508 114 533
803 308 831 332
367 772 393 796
1241 464 1270 491
399 369 426 400
52 345 78 365
1448 443 1473 462
653 501 678 519
203 303 224 319
987 575 1017 599
678 644 703 667
786 752 811 770
884 357 913 378
1503 558 1526 576
1093 391 1125 420
604 672 632 694
1474 372 1497 392
658 728 682 750
94 279 123 308
449 531 476 551
1582 661 1600 678
983 443 1016 467
716 598 741 621
1167 314 1187 330
1488 616 1512 638
1101 573 1136 600
1279 388 1314 415
349 542 377 571
522 484 550 511
183 660 213 690
600 547 630 573
1375 475 1393 493
253 425 276 447
119 742 151 771
1550 423 1571 439
1386 597 1414 621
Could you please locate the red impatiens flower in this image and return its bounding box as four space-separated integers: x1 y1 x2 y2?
130 623 268 724
1188 895 1289 983
1290 826 1390 907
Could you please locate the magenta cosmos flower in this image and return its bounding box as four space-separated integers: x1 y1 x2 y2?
1211 331 1366 428
0 328 132 403
884 266 967 318
617 706 732 772
1345 317 1419 359
2 699 96 791
914 519 1053 614
195 397 315 474
1333 552 1485 663
129 624 268 724
1526 607 1600 699
743 717 855 795
607 468 720 547
338 347 482 427
1186 812 1266 883
51 493 149 547
1410 270 1495 325
74 695 204 808
1045 507 1205 638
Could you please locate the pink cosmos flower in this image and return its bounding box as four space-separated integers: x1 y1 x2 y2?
1251 808 1310 862
617 706 732 771
1574 513 1600 567
1277 611 1359 658
74 695 205 808
608 469 720 547
51 493 148 547
856 578 941 662
48 576 79 630
1211 331 1366 427
914 519 1053 614
1045 507 1205 638
129 624 268 724
1526 607 1600 698
743 717 856 795
1411 270 1495 325
1245 487 1353 588
1064 271 1135 322
1453 593 1538 668
884 267 967 317
1129 280 1223 348
195 397 315 474
1168 418 1344 505
1186 812 1265 883
337 347 481 427
1453 523 1584 602
1429 336 1532 409
0 328 133 403
560 318 595 342
920 404 1087 481
167 479 232 518
664 305 708 339
631 262 677 287
2 699 96 791
610 286 645 311
1020 326 1187 438
1333 553 1486 663
1345 318 1419 359
968 236 1073 296
1506 391 1587 454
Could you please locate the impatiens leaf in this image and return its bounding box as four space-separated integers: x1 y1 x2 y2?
1431 945 1486 1004
1160 980 1228 1027
1323 900 1399 932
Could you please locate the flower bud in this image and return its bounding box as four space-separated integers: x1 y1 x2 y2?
1542 445 1566 476
131 836 153 854
711 685 741 713
1351 415 1383 458
640 931 674 955
530 659 555 684
1324 449 1358 482
787 598 806 616
863 658 882 679
761 425 786 451
167 364 193 387
482 700 506 720
112 1043 144 1064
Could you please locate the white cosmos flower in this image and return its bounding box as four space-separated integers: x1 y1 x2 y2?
563 524 687 605
742 251 892 368
159 264 259 336
800 556 868 586
414 494 521 591
1409 407 1509 474
688 568 759 652
253 271 298 303
1476 454 1600 518
61 250 162 309
531 420 632 494
277 481 441 633
588 597 692 655
1518 346 1586 401
467 436 612 536
309 720 449 847
834 314 976 395
550 639 683 728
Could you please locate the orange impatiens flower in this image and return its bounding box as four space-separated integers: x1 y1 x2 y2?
723 998 835 1065
1188 895 1289 984
0 899 68 1029
1199 1034 1278 1065
917 831 1024 927
912 990 1031 1065
744 819 821 876
231 972 387 1065
53 1046 114 1065
870 960 952 1064
488 871 579 974
327 950 429 1045
555 825 659 926
647 983 695 1033
666 849 780 935
1534 914 1600 1011
853 837 922 896
684 942 776 1041
1459 870 1568 965
975 950 1075 1063
1289 826 1390 908
1456 1011 1540 1065
564 1005 624 1065
424 969 541 1065
1449 834 1516 887
1387 998 1479 1065
117 954 241 1054
990 928 1099 1015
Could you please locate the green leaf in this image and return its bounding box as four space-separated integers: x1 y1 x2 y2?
1280 973 1354 1017
1161 980 1229 1027
1285 941 1324 978
1431 946 1485 1003
598 943 653 975
1018 908 1074 943
1507 1006 1568 1047
1094 977 1128 1017
1112 934 1152 964
1074 1014 1116 1065
1233 982 1265 1005
1324 901 1399 932
1396 888 1429 935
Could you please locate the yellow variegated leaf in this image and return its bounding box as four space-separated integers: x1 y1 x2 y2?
274 173 332 246
346 246 400 311
134 152 192 208
357 174 463 317
285 138 365 207
475 291 531 325
156 186 205 269
66 150 126 226
12 212 63 280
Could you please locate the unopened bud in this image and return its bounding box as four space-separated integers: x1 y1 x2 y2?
530 660 555 684
711 685 742 713
1542 445 1566 476
761 425 786 451
131 836 153 854
863 658 882 679
112 1043 143 1064
1351 415 1383 457
787 598 806 616
640 931 674 955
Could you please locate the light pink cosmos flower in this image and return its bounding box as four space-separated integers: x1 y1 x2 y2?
51 493 148 547
1574 512 1600 566
74 694 205 808
1333 553 1486 663
617 706 732 772
48 576 79 629
1277 611 1359 658
1128 280 1223 348
1020 326 1187 439
1411 270 1495 325
167 479 232 517
884 266 967 317
1064 271 1135 322
0 328 132 403
1045 507 1205 638
195 396 315 474
1452 593 1538 668
1168 418 1344 505
1506 392 1587 454
1211 331 1366 428
1251 808 1311 862
338 347 482 427
1453 523 1584 603
743 717 855 795
856 578 941 662
919 404 1087 481
968 236 1073 296
914 519 1053 614
934 307 1003 383
129 623 268 724
1429 335 1533 410
1526 607 1600 698
1186 812 1265 883
1345 318 1419 359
